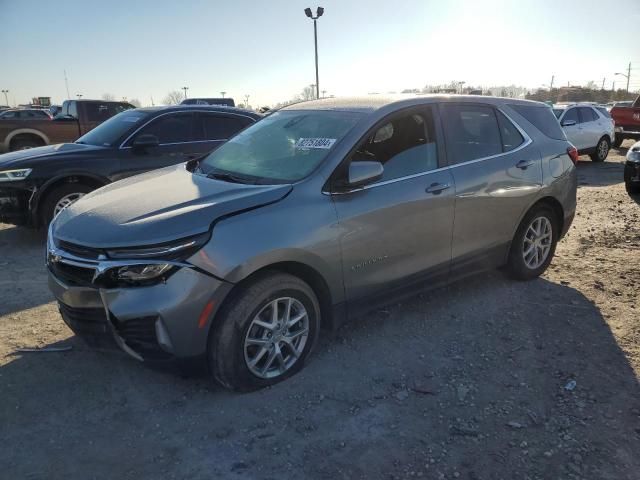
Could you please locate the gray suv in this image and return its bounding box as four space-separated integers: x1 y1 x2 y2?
47 95 577 391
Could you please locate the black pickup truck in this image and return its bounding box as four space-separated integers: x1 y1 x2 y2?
0 99 133 152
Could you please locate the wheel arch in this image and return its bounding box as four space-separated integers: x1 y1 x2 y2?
515 196 565 240
33 173 110 224
6 129 49 150
216 260 337 332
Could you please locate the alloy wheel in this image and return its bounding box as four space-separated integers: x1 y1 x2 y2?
597 139 608 160
244 297 309 379
53 193 86 217
522 216 552 269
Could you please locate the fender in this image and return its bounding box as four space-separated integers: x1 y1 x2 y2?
4 128 50 151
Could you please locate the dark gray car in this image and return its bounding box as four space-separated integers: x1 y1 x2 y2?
47 95 577 391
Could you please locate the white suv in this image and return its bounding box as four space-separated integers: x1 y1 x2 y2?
553 103 615 162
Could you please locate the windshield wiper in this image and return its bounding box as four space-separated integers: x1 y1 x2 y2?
207 171 254 184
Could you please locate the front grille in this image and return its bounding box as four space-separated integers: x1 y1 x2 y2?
55 240 104 260
59 303 109 335
113 315 171 360
49 261 96 287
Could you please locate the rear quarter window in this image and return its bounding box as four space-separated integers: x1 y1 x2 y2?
509 104 566 140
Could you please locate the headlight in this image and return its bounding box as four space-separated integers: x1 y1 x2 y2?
116 263 174 283
105 232 210 260
0 168 32 182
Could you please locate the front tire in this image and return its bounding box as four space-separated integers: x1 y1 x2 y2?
590 136 609 162
209 272 320 392
41 183 93 225
507 205 559 280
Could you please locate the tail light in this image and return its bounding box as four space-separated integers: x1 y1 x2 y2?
567 145 579 165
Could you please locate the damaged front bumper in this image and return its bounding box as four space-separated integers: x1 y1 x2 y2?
0 185 33 225
46 233 233 362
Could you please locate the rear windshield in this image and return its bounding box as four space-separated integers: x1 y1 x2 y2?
509 104 566 140
596 106 611 118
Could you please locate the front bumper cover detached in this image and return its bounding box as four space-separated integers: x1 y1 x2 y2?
47 234 232 362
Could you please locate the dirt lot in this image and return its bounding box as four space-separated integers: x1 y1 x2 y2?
1 143 639 480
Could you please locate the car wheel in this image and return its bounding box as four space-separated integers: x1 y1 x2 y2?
612 134 624 148
209 272 321 391
507 205 558 281
590 136 610 162
10 138 45 151
42 183 93 225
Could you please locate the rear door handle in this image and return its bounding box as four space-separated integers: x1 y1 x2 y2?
426 182 450 194
516 160 534 169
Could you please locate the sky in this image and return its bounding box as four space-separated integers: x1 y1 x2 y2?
1 0 639 107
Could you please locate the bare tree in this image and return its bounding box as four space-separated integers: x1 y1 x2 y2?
102 93 116 101
129 98 141 108
301 86 315 101
163 90 184 105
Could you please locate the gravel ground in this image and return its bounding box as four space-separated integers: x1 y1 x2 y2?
1 143 638 479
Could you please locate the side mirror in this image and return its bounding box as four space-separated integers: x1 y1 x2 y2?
561 119 577 127
132 134 159 150
347 161 384 188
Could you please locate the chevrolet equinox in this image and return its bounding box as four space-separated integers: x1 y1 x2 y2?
47 95 577 391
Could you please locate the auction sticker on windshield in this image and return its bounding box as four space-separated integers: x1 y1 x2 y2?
295 138 337 149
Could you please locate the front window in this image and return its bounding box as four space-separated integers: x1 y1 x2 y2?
199 110 363 183
75 110 150 147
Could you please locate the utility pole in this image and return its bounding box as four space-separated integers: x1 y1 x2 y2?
626 62 631 92
549 75 554 90
150 95 155 106
244 94 250 107
321 89 327 98
182 86 189 99
1 89 8 106
601 77 606 90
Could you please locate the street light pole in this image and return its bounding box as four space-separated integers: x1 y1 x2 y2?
305 7 324 100
1 89 8 106
615 63 631 93
220 91 226 98
182 86 189 99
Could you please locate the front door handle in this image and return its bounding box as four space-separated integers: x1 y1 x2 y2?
516 160 534 169
426 182 450 194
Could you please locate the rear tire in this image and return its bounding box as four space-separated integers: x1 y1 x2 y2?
209 272 320 392
590 136 609 162
507 205 559 281
10 138 45 151
612 134 624 148
41 183 93 225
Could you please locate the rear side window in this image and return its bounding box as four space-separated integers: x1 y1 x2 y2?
84 103 131 122
137 113 194 144
578 107 598 123
562 108 579 124
350 108 439 181
496 111 525 152
441 104 502 164
509 104 566 140
200 114 252 140
596 107 611 118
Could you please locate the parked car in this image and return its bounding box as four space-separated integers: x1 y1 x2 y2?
47 95 577 391
182 98 235 107
552 103 614 162
610 95 640 147
0 108 52 119
0 99 133 152
0 105 260 226
624 141 640 194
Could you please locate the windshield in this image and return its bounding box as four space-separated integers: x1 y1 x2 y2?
199 110 364 183
552 108 564 119
75 110 150 147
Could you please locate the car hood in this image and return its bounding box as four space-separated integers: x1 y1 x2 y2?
52 164 293 248
0 143 105 169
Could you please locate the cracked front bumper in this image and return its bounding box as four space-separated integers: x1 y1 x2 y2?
48 264 232 361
